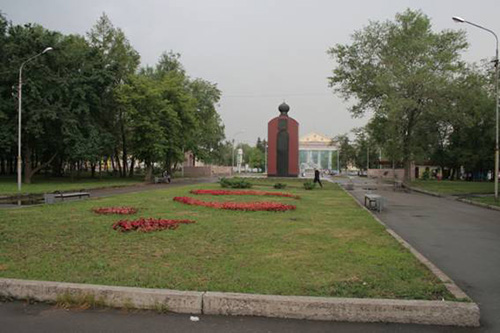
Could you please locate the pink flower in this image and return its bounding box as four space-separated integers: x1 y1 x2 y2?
93 207 138 215
112 218 195 232
173 196 296 212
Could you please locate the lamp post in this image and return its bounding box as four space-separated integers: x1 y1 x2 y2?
452 16 499 200
17 47 53 194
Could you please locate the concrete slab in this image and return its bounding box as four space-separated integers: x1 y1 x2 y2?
0 278 203 314
203 292 479 327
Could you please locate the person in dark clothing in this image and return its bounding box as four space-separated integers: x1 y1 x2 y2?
314 169 323 188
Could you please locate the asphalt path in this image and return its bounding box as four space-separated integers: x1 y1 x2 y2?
1 176 498 332
337 176 500 332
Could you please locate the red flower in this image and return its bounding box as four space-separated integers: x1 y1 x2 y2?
190 189 300 199
173 196 296 212
112 218 195 232
93 207 138 215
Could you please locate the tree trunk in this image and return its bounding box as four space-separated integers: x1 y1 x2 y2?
110 154 116 173
144 162 153 182
91 162 96 178
99 158 103 179
129 157 135 177
114 148 122 177
121 122 128 177
23 146 33 184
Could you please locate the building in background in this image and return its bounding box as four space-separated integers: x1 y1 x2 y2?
299 132 338 174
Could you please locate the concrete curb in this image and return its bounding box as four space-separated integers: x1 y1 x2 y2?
0 278 479 327
458 198 500 212
404 186 443 197
203 292 479 326
0 278 203 314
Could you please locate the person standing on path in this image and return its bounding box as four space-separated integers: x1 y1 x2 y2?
314 169 323 188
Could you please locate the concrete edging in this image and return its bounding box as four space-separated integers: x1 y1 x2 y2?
203 292 479 326
0 278 479 327
0 278 203 314
458 198 500 212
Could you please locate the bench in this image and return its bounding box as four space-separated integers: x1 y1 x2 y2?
154 176 171 184
364 193 385 212
393 180 404 192
44 191 90 204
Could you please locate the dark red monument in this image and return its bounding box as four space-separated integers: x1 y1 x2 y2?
267 102 299 177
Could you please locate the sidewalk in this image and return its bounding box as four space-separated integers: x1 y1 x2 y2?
336 176 500 332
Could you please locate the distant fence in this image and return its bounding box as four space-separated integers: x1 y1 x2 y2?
367 168 405 180
183 166 232 178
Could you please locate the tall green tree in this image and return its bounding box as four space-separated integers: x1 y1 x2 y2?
87 13 140 177
328 9 467 180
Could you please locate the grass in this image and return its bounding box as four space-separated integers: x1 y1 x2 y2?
0 179 453 301
410 180 494 195
0 175 144 196
468 196 500 207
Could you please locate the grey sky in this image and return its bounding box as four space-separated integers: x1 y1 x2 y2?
1 0 499 144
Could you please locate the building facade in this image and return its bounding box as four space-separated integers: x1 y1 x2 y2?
299 132 338 173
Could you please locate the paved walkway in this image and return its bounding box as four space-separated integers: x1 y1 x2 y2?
2 176 498 332
335 176 500 332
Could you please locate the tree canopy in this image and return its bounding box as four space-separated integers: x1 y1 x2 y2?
0 12 225 182
327 9 485 180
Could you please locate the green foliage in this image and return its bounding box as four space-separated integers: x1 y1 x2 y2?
273 183 287 189
303 181 316 190
219 177 252 188
0 12 225 182
328 9 468 180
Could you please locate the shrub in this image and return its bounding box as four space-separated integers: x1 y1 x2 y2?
273 183 287 189
219 177 252 188
303 181 316 190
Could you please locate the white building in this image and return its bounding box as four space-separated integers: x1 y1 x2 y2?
299 132 339 173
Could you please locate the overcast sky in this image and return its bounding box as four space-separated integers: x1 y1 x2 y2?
1 0 499 144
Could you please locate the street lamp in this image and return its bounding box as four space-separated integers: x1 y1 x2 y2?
17 47 53 194
452 16 499 200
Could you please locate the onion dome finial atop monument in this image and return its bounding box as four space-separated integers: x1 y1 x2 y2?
278 102 290 115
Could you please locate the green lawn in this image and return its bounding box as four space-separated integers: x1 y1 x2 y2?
0 179 453 300
411 180 494 195
0 176 144 196
468 196 500 207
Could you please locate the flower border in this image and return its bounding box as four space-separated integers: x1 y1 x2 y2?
93 206 138 215
173 196 296 212
112 218 195 232
190 189 300 199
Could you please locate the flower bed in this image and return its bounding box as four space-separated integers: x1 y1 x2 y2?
93 206 138 215
173 196 296 212
112 218 195 232
190 189 300 199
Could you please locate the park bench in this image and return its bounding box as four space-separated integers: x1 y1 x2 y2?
364 193 385 212
393 180 404 192
154 175 171 184
44 191 90 204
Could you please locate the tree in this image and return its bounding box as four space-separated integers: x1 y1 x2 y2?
328 9 467 181
87 13 140 177
189 78 224 164
334 134 355 170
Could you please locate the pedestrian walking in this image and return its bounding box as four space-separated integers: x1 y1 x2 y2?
314 169 323 188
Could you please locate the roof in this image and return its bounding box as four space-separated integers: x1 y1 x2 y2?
299 132 332 144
